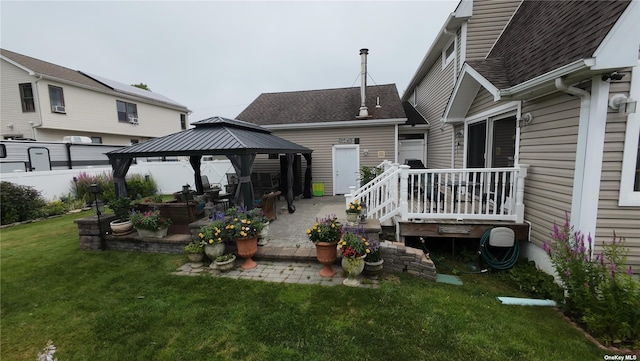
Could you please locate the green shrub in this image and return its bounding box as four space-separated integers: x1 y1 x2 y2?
71 172 157 205
0 181 47 225
360 165 383 186
126 173 157 200
496 260 563 301
39 200 68 218
545 213 640 348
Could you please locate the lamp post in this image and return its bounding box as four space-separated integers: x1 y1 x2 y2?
90 183 104 249
182 184 191 224
72 176 78 198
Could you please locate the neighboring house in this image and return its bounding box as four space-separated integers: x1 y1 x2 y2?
237 49 417 196
1 49 190 145
402 0 640 270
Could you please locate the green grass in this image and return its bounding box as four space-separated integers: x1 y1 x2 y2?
1 213 607 360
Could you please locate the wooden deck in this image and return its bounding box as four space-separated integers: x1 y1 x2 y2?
398 219 530 241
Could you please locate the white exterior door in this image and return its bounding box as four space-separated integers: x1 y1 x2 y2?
332 145 359 195
28 147 51 172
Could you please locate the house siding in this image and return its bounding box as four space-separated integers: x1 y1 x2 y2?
519 92 579 251
35 79 183 143
465 0 521 60
0 61 41 139
466 88 495 117
598 72 640 268
251 125 397 195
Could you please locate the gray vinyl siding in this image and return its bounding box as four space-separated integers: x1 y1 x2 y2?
465 0 521 61
0 61 41 139
414 55 455 124
519 92 579 250
427 124 454 169
467 88 495 117
598 71 640 268
251 125 396 195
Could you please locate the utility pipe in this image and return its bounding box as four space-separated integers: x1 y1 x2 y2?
358 48 369 118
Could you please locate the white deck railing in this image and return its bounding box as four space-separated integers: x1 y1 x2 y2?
346 163 528 223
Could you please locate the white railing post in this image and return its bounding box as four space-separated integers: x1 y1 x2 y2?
514 164 528 223
399 165 410 221
345 186 356 210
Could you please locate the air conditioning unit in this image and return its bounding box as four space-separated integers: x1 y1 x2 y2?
52 105 66 113
128 116 139 125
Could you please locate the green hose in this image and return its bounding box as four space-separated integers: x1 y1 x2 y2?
480 229 519 270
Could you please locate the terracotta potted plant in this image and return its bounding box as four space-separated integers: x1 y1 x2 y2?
307 215 342 277
225 206 263 270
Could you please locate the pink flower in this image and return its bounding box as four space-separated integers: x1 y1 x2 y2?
627 267 634 275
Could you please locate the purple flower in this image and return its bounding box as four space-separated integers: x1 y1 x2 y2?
627 267 634 275
564 270 571 278
610 262 616 279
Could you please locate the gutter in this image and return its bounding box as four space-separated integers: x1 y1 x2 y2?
263 118 407 130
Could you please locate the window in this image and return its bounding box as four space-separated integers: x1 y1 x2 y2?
19 83 35 112
180 114 187 130
90 137 103 144
130 139 139 145
0 144 6 158
117 100 138 122
48 85 65 112
442 40 455 69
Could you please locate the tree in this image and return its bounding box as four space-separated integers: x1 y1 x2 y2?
131 83 151 91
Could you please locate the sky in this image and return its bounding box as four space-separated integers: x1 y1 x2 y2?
1 1 459 123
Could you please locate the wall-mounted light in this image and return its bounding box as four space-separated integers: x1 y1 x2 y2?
609 94 637 114
6 123 13 129
363 149 369 156
520 113 534 125
602 72 624 81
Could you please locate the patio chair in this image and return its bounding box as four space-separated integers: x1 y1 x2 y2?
256 191 281 221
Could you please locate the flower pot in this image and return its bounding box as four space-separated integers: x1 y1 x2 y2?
110 219 133 235
187 252 204 264
341 255 366 287
315 242 338 277
215 255 236 272
204 243 225 266
364 259 384 279
135 227 168 238
346 212 359 226
236 237 258 270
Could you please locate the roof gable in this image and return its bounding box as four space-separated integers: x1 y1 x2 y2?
236 84 406 126
480 0 631 87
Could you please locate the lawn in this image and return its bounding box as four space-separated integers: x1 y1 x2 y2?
1 212 607 360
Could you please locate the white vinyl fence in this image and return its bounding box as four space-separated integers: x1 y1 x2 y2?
0 160 234 201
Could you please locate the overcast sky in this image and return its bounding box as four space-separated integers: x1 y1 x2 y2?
1 1 458 122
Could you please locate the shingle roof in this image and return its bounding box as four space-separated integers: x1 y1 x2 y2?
236 84 406 125
107 116 311 158
1 48 188 109
1 48 111 91
472 0 631 87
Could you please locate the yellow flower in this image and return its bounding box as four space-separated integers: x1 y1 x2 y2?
208 239 214 244
366 249 371 253
240 231 247 237
306 229 311 234
331 223 335 228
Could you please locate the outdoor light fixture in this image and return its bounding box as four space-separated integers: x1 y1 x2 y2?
182 184 191 223
609 94 637 114
90 183 104 246
73 176 78 197
602 72 624 81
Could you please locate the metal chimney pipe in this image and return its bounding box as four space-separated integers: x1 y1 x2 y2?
358 48 369 118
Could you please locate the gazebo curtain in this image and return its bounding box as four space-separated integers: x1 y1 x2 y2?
303 153 312 198
189 156 204 194
226 154 256 208
112 158 133 198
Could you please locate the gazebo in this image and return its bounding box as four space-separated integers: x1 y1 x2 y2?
106 117 313 213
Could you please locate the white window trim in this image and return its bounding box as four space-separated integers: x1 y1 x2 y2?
441 38 455 70
619 60 640 206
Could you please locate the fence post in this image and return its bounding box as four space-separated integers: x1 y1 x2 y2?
514 164 528 223
399 165 410 221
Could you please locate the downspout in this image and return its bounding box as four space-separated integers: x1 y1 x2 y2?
555 76 610 253
32 74 44 139
554 78 590 235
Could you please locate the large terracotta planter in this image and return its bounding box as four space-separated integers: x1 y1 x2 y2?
315 242 338 277
236 237 258 270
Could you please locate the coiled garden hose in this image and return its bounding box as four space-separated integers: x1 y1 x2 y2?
480 229 519 270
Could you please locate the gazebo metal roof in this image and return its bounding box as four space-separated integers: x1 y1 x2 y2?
106 116 311 158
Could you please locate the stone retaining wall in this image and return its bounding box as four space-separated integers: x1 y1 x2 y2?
378 241 437 281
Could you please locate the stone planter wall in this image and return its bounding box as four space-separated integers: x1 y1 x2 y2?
75 214 190 253
378 241 437 281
